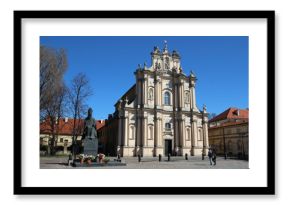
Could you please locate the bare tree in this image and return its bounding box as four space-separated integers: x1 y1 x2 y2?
68 73 93 158
40 45 68 121
40 45 68 155
43 84 68 155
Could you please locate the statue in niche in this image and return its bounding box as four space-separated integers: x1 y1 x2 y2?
185 92 190 104
148 88 154 100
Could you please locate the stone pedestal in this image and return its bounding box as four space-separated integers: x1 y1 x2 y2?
83 138 98 156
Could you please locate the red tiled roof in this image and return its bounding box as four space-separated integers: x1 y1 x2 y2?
96 120 106 130
40 118 105 135
209 120 248 129
209 107 248 123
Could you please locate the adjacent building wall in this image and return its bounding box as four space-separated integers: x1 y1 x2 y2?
208 122 248 159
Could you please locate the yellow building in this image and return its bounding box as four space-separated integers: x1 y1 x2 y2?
208 108 249 159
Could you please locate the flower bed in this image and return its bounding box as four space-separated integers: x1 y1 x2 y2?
77 154 96 164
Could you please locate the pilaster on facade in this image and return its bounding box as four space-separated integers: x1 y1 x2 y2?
174 118 179 149
202 117 209 148
143 115 148 147
190 118 198 155
180 81 185 108
123 113 129 147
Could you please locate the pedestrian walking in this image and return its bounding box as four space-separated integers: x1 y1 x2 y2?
212 149 217 166
208 148 213 165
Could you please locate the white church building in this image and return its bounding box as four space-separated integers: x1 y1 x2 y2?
99 42 209 157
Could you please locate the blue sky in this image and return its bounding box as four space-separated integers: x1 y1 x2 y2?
40 36 248 119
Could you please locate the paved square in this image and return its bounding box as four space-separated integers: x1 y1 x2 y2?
40 156 248 169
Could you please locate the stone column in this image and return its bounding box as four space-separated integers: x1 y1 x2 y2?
182 118 186 147
124 116 128 147
158 117 163 146
136 115 141 147
179 119 184 148
191 119 197 155
174 118 179 149
154 79 158 106
137 80 141 105
203 120 209 147
159 80 162 106
143 116 148 147
191 84 197 110
154 115 162 156
177 83 181 108
117 116 122 146
180 81 184 108
120 116 124 146
154 78 160 107
174 83 178 107
140 116 144 156
189 85 193 110
193 120 198 146
117 116 123 155
154 116 158 149
144 77 148 106
142 79 145 106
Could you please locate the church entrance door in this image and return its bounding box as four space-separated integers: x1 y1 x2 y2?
164 139 172 156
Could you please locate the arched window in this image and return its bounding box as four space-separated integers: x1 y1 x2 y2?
164 91 171 105
165 123 171 130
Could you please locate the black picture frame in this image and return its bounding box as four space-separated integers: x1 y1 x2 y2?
14 10 275 195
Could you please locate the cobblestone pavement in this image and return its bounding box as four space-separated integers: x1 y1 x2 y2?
40 156 249 169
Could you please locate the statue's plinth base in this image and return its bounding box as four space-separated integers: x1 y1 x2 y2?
83 137 98 156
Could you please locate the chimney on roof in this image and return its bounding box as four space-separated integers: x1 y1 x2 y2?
65 117 68 122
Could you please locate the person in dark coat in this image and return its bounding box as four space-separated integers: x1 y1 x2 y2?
208 148 213 165
212 149 217 166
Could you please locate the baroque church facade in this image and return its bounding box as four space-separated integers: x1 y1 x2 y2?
99 42 209 157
